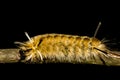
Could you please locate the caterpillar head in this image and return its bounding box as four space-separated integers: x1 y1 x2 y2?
15 32 43 63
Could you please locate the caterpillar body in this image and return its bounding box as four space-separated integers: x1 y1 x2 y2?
15 22 120 65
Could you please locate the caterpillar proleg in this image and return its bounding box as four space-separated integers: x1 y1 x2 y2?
15 22 120 64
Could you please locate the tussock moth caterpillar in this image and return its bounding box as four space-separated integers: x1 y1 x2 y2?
15 22 120 64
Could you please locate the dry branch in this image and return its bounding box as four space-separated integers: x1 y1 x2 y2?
0 49 120 66
0 49 20 63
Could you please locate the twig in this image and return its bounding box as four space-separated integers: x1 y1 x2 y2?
0 48 120 66
0 49 20 63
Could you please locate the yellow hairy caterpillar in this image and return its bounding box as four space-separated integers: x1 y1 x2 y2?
15 22 120 64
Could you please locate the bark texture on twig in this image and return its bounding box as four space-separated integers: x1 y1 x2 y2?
0 49 20 63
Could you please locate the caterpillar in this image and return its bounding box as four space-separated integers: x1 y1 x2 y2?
15 22 120 65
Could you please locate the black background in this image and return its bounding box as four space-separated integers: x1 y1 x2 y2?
1 1 120 50
1 1 120 78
